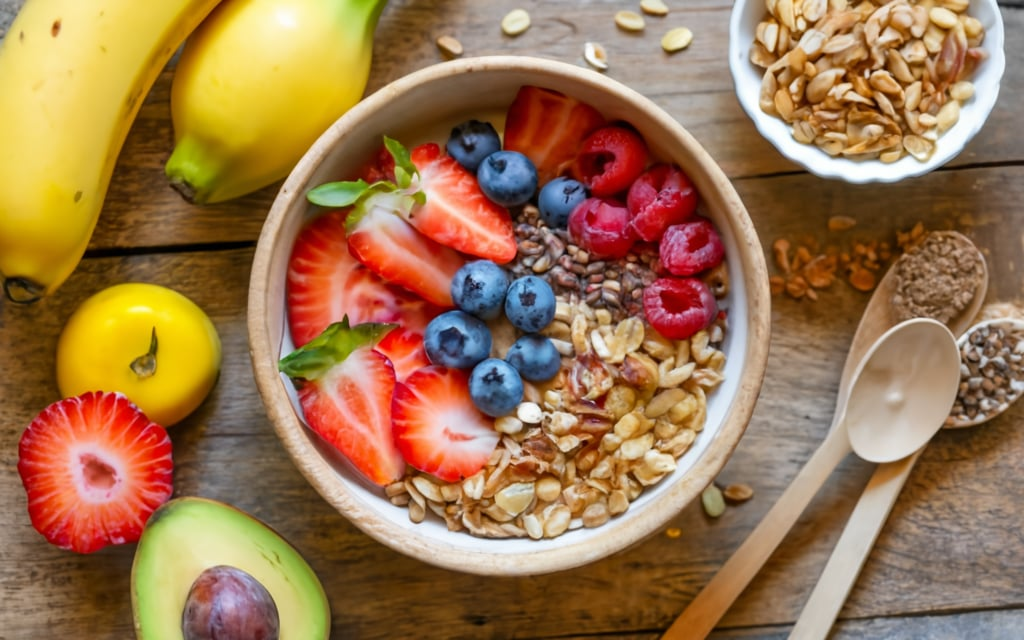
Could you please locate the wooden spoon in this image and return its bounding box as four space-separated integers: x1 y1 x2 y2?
661 318 963 640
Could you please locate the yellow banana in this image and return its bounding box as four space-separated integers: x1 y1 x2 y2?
0 0 222 303
164 0 387 205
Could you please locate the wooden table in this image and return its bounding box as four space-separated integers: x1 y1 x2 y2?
2 1 1022 638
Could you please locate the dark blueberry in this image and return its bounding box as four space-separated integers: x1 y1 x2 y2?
445 120 502 172
476 150 538 208
537 176 588 228
423 310 492 369
468 358 524 417
504 275 556 333
505 334 561 382
450 260 510 320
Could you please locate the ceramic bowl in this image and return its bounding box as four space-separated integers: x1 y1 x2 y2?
248 56 771 576
728 0 1005 183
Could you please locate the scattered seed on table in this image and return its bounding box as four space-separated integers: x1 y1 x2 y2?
615 10 646 32
501 9 531 36
436 35 464 59
723 483 754 503
661 26 694 53
701 484 726 517
584 41 609 70
641 0 670 16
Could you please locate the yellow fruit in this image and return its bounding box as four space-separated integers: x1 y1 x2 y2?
56 283 222 427
165 0 387 204
0 0 222 303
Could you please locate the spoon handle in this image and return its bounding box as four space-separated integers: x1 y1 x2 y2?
787 450 922 640
661 427 854 640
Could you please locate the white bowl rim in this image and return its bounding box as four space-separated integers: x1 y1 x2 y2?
727 0 1006 183
248 55 772 576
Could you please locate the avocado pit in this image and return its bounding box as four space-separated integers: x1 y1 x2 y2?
182 565 280 640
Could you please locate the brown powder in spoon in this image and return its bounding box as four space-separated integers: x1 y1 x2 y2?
890 231 986 324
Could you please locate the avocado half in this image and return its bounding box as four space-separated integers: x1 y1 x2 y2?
131 497 330 640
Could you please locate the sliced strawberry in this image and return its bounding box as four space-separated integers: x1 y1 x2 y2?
17 391 174 554
391 366 499 483
376 326 430 381
286 209 440 347
346 192 466 307
279 319 406 486
504 85 607 186
408 143 517 263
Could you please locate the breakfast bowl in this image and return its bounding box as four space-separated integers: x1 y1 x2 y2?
248 55 771 576
728 0 1005 183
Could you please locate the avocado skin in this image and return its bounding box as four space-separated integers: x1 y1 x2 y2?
130 497 330 640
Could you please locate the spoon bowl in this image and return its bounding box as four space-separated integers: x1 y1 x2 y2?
946 317 1024 428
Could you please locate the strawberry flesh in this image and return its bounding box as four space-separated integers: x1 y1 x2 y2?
408 143 517 263
375 325 431 382
286 209 440 347
280 319 406 486
346 193 466 307
391 366 499 483
17 391 174 554
504 86 607 186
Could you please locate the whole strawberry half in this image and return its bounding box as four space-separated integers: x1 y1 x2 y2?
279 318 407 486
17 391 174 554
392 366 499 483
504 85 607 185
286 208 441 347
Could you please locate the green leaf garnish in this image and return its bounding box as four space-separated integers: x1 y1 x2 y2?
307 179 371 208
279 317 397 381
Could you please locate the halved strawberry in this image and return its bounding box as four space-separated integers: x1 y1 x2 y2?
503 85 607 186
286 209 441 347
279 319 406 486
17 391 174 554
346 194 466 307
408 143 517 263
375 325 430 382
391 366 499 483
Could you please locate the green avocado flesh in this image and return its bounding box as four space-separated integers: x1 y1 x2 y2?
131 497 330 640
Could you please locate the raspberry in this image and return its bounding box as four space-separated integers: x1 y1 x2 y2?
626 163 699 242
642 277 718 340
571 125 648 197
659 218 725 276
567 197 637 259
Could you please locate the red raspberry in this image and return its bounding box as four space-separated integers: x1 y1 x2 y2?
659 218 725 276
642 277 718 340
627 163 699 242
568 197 637 259
572 125 648 197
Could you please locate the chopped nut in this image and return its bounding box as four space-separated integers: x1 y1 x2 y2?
501 8 531 36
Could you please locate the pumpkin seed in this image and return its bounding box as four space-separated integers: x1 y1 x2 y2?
661 26 693 53
701 484 726 517
615 10 646 32
640 0 670 16
501 8 531 36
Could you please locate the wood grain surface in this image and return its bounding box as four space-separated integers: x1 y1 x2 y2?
1 1 1022 639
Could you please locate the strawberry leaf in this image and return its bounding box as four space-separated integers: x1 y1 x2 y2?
384 136 417 190
307 179 371 208
280 317 397 381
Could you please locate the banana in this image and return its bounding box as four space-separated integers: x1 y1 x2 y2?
164 0 387 205
0 0 222 303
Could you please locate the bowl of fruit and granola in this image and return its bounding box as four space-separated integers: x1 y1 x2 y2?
248 56 771 576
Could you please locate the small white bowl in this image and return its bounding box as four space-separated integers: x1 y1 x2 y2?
248 56 771 576
728 0 1005 183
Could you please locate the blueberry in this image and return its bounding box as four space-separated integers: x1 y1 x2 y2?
537 177 588 228
504 275 556 333
505 334 561 382
423 310 492 369
476 150 538 208
451 260 510 320
469 358 524 417
445 120 502 172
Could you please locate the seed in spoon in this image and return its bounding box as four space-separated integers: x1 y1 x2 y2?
947 319 1024 427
